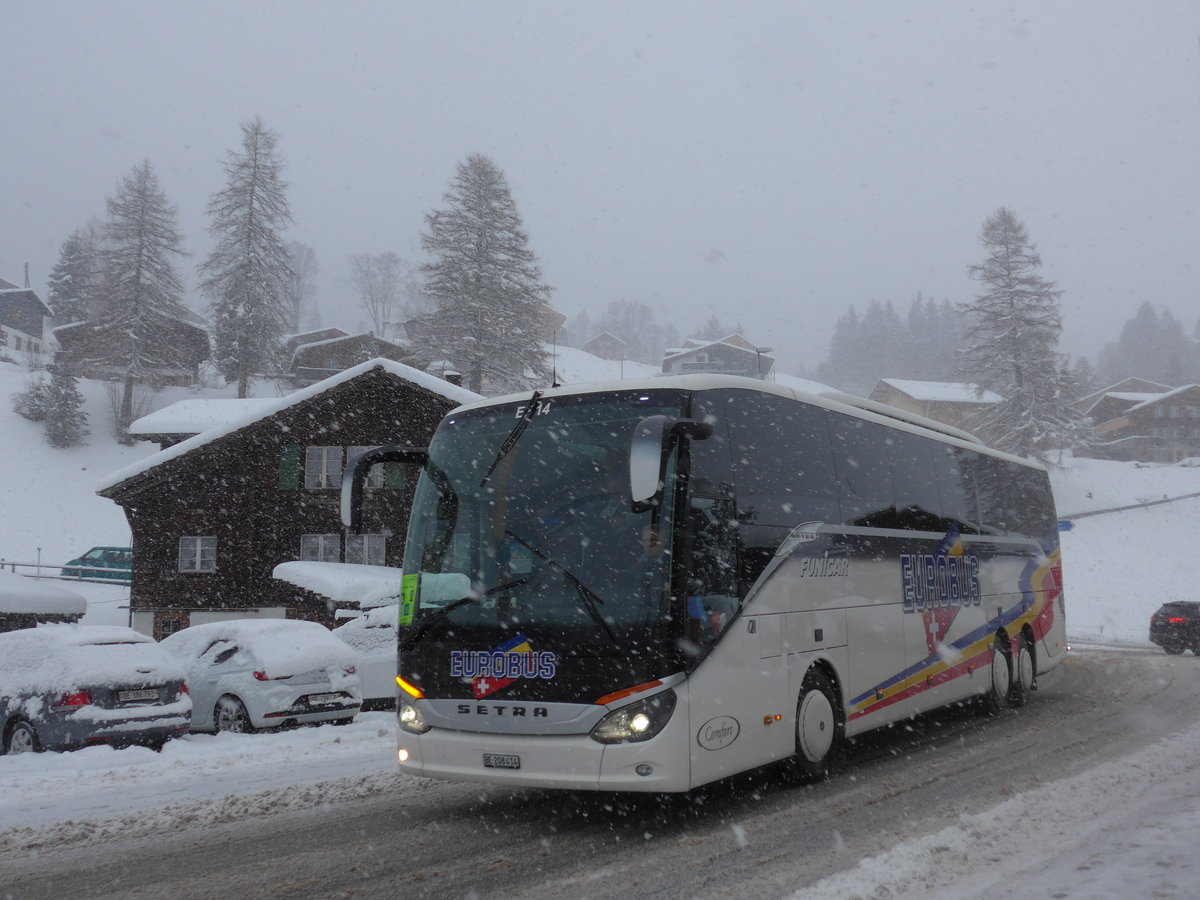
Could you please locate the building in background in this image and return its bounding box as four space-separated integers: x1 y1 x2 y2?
868 379 1003 433
98 359 478 639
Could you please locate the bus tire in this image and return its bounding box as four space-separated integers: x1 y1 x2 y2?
1008 633 1035 707
984 634 1012 714
790 669 843 781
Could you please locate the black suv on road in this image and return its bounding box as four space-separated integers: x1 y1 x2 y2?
1149 602 1200 655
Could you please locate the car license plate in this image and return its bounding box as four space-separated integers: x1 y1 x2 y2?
308 693 341 705
118 689 158 702
482 753 520 769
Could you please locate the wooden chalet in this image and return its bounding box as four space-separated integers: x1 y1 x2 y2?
868 379 1003 432
583 331 627 362
54 311 210 386
0 278 51 357
662 335 775 380
285 330 414 387
97 359 479 639
1080 383 1200 463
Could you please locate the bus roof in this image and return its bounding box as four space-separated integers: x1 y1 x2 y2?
447 375 1046 472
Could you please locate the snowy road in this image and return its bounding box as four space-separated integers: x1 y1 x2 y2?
6 646 1200 899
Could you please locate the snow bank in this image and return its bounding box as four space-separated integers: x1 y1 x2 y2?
0 570 86 615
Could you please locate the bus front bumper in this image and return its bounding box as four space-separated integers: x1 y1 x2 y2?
397 717 692 792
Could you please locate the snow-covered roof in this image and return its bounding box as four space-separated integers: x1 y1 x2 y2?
97 358 481 493
129 398 279 436
1126 384 1200 413
663 337 771 362
878 379 1003 404
273 561 404 609
0 571 87 615
289 332 411 368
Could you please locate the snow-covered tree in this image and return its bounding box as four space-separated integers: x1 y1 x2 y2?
199 116 293 397
87 160 189 439
283 241 320 334
349 252 410 337
1096 302 1197 387
959 207 1089 461
46 222 103 324
418 154 552 393
594 299 679 365
43 363 89 447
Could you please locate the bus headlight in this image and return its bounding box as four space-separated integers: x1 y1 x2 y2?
590 689 676 744
398 700 431 735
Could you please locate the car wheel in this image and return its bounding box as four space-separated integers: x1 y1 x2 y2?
984 634 1012 714
331 717 354 726
789 669 843 781
214 696 255 734
1163 645 1185 655
1008 633 1035 707
5 720 41 755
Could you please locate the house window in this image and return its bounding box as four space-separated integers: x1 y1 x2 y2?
300 534 341 562
345 534 387 566
349 446 386 489
305 446 343 489
178 536 217 573
13 335 22 352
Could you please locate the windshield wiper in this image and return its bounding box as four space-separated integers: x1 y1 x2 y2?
399 578 530 652
479 389 543 488
505 528 620 646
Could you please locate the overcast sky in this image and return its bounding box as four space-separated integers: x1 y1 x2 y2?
3 1 1197 374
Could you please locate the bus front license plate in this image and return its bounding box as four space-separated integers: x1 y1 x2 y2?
483 753 520 770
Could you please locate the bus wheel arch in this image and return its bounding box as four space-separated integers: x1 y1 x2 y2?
789 663 845 781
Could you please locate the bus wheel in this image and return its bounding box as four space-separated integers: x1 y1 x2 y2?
790 669 843 781
985 634 1012 714
1008 633 1035 707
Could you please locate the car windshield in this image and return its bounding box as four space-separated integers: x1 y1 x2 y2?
402 390 684 646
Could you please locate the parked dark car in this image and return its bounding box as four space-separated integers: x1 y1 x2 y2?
1148 601 1200 655
61 546 133 582
0 625 191 754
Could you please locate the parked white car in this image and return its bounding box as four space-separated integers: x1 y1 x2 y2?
333 604 397 709
160 619 361 733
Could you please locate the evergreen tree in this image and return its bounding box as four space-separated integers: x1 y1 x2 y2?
46 222 102 323
419 154 552 392
199 116 293 397
1096 302 1198 386
959 207 1088 461
86 160 189 439
43 363 89 447
12 375 52 422
283 241 319 334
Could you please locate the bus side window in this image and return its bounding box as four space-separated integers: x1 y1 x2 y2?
889 431 942 531
829 414 895 527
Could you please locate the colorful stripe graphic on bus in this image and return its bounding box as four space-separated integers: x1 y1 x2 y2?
449 633 558 699
848 527 1062 723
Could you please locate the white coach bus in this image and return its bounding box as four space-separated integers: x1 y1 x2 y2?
342 375 1066 792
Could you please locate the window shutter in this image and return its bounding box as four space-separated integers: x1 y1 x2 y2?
278 444 301 489
384 461 407 490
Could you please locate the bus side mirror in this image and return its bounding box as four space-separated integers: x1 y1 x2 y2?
341 446 429 532
630 416 713 512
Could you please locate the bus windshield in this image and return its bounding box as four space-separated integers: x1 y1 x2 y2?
401 389 685 653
